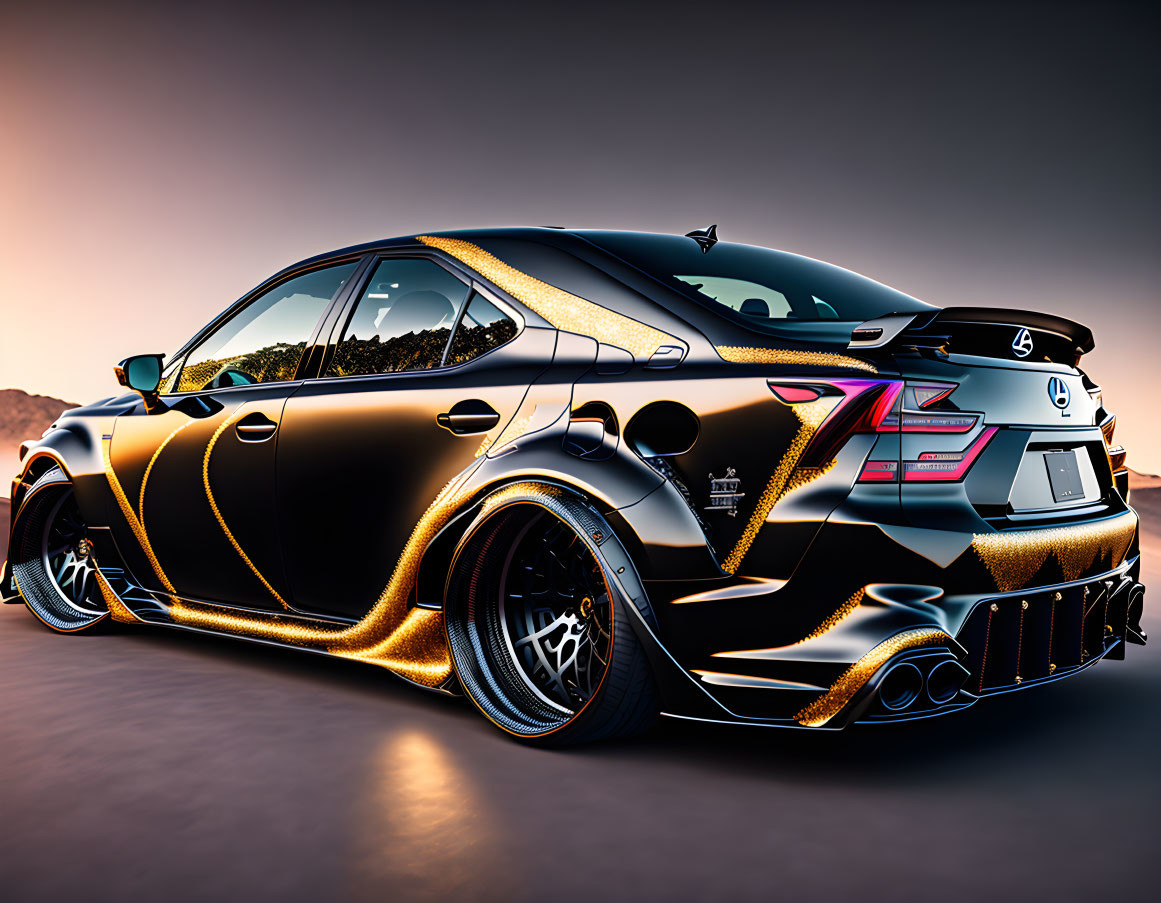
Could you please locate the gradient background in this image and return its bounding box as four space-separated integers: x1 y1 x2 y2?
1 0 1157 467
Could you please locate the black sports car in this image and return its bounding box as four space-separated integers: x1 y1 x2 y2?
4 226 1146 744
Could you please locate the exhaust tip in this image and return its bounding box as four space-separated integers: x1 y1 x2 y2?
878 662 923 711
926 659 970 704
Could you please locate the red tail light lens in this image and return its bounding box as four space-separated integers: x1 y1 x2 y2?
899 428 998 481
768 379 995 484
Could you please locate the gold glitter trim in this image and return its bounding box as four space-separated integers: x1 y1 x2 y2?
971 512 1137 593
102 436 180 598
722 395 840 574
202 410 290 610
139 419 197 526
715 345 878 373
711 588 866 660
795 628 952 727
475 408 536 458
416 235 682 359
102 427 496 686
798 588 865 644
94 566 141 624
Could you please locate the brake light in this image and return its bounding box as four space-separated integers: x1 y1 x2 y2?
859 460 898 481
900 428 998 481
858 428 997 483
768 378 993 483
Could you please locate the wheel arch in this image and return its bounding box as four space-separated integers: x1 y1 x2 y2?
414 474 655 617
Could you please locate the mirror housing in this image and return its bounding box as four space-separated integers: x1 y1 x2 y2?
114 354 166 412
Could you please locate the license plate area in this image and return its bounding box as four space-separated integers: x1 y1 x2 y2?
1044 450 1084 504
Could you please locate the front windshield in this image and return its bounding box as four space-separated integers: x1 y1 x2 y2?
579 231 935 341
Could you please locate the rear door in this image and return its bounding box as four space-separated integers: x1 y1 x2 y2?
276 254 551 620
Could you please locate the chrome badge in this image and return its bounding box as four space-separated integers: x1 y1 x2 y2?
707 468 745 517
1048 376 1071 409
1012 327 1034 358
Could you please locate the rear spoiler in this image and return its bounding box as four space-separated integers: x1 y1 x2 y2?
850 307 1094 362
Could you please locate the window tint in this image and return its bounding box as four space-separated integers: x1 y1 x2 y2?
579 231 936 341
327 259 469 376
446 291 518 365
177 262 357 392
676 276 792 319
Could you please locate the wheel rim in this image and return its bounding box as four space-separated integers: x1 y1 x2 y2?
446 501 617 737
40 489 104 615
498 515 612 714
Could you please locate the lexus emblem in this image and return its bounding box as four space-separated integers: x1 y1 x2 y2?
1012 327 1034 358
1048 377 1071 409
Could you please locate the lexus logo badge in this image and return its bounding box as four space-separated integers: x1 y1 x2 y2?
1012 327 1034 358
1048 377 1071 409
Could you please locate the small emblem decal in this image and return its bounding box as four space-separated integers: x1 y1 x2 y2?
707 468 745 517
1048 376 1071 409
1012 327 1034 358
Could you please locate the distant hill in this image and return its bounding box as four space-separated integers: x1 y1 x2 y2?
0 389 78 495
1128 469 1161 490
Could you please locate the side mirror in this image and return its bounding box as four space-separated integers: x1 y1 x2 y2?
114 354 166 412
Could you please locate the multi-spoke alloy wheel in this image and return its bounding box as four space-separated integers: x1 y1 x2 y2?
446 486 657 745
10 467 109 632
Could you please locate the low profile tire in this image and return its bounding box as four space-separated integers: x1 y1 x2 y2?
445 486 658 746
10 466 109 632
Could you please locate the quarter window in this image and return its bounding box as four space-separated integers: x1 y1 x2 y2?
327 259 470 376
176 262 357 392
446 291 518 365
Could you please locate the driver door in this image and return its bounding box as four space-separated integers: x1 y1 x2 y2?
105 259 361 610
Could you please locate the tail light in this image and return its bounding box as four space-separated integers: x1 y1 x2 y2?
768 378 993 482
899 428 998 481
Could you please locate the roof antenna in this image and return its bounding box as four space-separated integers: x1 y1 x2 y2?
685 224 718 253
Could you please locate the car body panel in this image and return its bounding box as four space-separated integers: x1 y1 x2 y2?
6 226 1146 730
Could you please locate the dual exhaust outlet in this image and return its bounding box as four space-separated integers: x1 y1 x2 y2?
876 654 971 713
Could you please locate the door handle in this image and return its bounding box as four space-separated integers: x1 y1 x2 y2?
235 411 279 442
437 400 501 435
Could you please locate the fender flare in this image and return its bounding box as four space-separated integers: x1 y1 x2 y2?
441 480 734 721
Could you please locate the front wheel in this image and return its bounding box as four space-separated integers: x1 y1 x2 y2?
444 486 658 746
10 467 109 632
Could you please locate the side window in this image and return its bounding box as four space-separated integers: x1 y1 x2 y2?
326 259 469 376
446 291 518 365
177 262 357 392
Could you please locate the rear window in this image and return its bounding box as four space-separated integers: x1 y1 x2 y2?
579 231 935 342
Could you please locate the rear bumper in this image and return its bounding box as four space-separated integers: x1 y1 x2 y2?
651 558 1145 730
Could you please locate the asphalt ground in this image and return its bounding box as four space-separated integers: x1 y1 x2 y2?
1 494 1158 902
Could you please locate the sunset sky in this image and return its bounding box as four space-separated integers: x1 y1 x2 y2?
1 1 1158 469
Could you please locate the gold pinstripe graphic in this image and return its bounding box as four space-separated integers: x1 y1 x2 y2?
721 394 839 575
416 234 682 359
715 345 878 373
971 512 1137 592
100 421 479 686
138 419 197 526
102 436 181 599
795 628 952 727
202 410 291 610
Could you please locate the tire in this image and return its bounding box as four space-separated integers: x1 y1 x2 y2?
445 484 658 746
10 466 109 632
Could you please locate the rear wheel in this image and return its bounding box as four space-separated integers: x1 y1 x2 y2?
10 467 109 632
445 487 658 746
